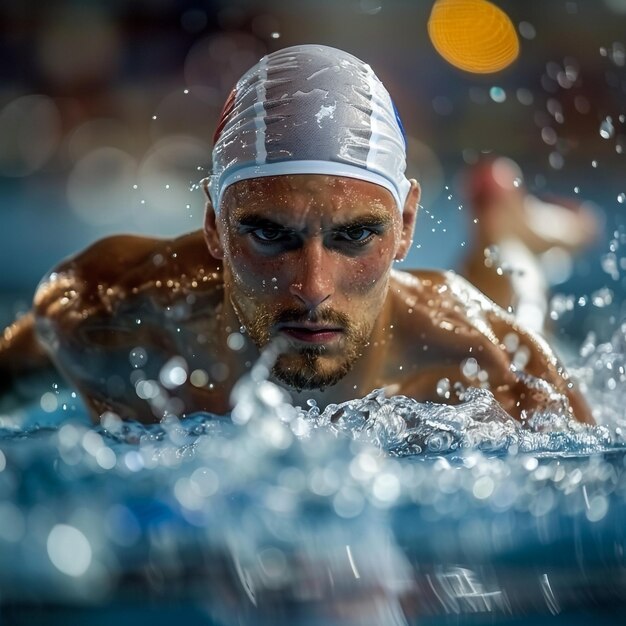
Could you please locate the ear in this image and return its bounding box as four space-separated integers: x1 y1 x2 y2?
394 179 420 261
202 179 224 260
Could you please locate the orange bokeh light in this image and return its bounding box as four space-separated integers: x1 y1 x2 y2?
428 0 520 74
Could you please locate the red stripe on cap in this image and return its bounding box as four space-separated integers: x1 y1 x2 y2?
213 87 237 144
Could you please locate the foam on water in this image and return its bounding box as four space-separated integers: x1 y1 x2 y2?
1 321 626 622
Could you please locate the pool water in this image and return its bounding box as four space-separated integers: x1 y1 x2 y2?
1 323 626 625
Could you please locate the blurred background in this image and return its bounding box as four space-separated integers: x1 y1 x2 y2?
0 0 625 341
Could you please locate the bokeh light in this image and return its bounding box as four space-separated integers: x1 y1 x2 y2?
66 119 135 164
428 0 519 73
136 135 209 227
36 6 121 86
67 147 137 225
47 524 92 577
184 32 266 94
0 95 61 177
150 87 221 142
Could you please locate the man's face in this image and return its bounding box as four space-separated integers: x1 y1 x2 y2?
209 174 412 390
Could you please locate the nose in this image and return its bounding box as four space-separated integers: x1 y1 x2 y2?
289 239 335 309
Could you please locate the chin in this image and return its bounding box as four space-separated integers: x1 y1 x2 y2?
272 352 354 391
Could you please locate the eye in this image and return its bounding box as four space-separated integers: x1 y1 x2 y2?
251 227 286 242
335 227 376 243
347 227 372 241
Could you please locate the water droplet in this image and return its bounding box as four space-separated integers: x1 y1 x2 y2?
436 377 451 399
159 356 188 389
227 332 245 351
541 127 558 145
473 476 495 499
516 88 533 105
549 152 564 169
271 32 280 39
129 347 148 368
461 357 479 379
489 87 506 103
40 392 58 413
575 95 590 114
609 42 625 67
591 287 614 307
618 193 625 204
600 118 615 139
518 21 536 40
190 369 209 387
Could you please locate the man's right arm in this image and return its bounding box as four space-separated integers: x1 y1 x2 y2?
0 311 50 375
0 235 165 381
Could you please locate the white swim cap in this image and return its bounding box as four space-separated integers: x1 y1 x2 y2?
208 44 411 212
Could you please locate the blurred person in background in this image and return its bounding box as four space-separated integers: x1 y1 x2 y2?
459 156 601 335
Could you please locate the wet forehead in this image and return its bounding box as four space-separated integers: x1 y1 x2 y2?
223 174 397 226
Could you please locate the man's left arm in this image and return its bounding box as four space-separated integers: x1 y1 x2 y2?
485 307 594 425
442 271 594 425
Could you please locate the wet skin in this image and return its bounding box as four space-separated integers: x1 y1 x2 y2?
2 175 593 424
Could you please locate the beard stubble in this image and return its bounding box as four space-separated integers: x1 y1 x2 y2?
241 303 371 391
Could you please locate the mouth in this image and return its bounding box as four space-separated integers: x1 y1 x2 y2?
277 323 345 345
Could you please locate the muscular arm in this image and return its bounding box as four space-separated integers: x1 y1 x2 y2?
33 230 217 325
451 272 593 424
2 231 219 421
0 312 50 375
398 271 593 425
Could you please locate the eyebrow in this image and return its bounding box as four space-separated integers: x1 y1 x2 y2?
234 210 394 231
236 215 285 229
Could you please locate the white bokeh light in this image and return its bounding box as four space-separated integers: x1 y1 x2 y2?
47 524 92 577
67 146 137 225
136 135 209 230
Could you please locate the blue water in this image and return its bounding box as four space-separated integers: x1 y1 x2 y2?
1 324 626 625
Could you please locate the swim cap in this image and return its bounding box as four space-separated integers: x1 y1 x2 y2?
208 44 411 212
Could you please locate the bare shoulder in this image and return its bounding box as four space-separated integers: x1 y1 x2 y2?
392 267 492 300
38 230 215 284
389 267 510 360
33 230 221 321
390 268 498 326
391 267 557 367
390 268 593 423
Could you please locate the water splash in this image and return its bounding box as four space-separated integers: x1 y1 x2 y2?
1 322 626 621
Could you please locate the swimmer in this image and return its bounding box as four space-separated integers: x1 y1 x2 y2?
0 45 593 424
459 156 600 334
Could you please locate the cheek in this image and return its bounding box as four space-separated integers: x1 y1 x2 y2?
224 240 284 295
344 243 396 295
345 259 392 301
